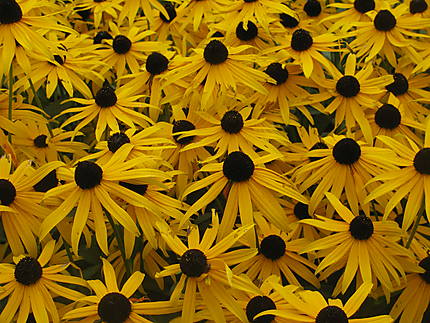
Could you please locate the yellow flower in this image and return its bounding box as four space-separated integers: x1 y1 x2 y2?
60 83 154 141
182 151 306 245
156 211 258 322
0 0 72 76
162 39 269 110
301 193 418 299
258 280 393 323
63 258 181 323
233 213 320 288
0 157 61 256
39 145 174 255
0 240 88 322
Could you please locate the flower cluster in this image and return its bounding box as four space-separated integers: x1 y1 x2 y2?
0 0 430 322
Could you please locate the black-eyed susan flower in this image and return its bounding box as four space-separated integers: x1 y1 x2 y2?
0 240 88 322
390 246 430 323
293 134 398 216
0 157 61 256
248 62 324 124
178 105 289 161
315 54 393 143
120 50 179 118
161 107 212 195
155 211 258 322
197 276 298 322
365 131 430 229
63 258 182 323
39 146 174 255
301 193 418 298
364 94 425 145
382 61 430 120
81 125 175 166
182 151 306 245
322 0 386 32
0 0 72 76
404 0 430 17
98 22 167 78
11 120 88 165
14 36 105 99
149 2 194 55
162 39 269 110
233 213 320 288
258 280 393 323
348 5 430 66
222 19 275 51
266 28 342 78
60 83 154 141
290 0 333 32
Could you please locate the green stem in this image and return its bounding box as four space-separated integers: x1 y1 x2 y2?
8 64 13 142
105 211 132 278
406 202 426 249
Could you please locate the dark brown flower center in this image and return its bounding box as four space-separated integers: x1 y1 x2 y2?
14 257 42 285
264 63 289 85
0 179 16 206
223 151 255 182
410 0 428 13
291 29 313 51
236 21 258 41
332 138 361 165
221 110 244 134
336 75 360 97
350 215 374 240
414 148 430 175
204 40 229 65
180 249 209 277
172 120 195 145
74 161 103 189
354 0 375 13
294 202 311 220
98 292 132 323
386 73 409 96
113 35 132 54
316 306 348 323
33 134 48 148
146 52 169 75
0 0 22 24
260 235 286 260
33 170 58 193
107 132 130 153
374 103 401 129
374 10 396 31
279 13 299 28
95 86 117 108
246 296 276 323
304 0 322 17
